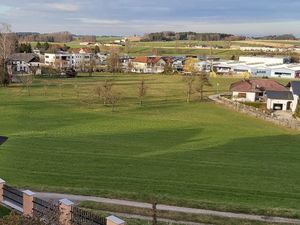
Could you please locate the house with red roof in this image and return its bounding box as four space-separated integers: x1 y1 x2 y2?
230 79 288 102
131 56 166 74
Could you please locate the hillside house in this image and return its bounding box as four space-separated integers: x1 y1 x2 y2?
230 79 287 102
9 53 40 74
131 56 166 74
287 81 300 112
266 91 294 111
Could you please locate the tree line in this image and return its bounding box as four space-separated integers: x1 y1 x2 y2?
142 31 246 42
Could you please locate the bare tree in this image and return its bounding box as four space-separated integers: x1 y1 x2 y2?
138 79 148 106
183 75 195 103
107 91 121 112
100 80 113 105
87 58 96 77
195 72 212 101
42 80 49 96
19 74 33 96
0 23 16 86
107 47 121 74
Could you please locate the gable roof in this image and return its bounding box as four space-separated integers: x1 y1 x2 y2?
9 53 39 63
132 56 163 64
230 79 287 93
266 91 294 100
287 81 300 96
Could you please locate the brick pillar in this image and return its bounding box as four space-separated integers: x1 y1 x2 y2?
23 190 35 217
106 215 126 225
0 179 5 203
59 199 74 225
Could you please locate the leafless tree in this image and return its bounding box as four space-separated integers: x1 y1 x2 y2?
42 80 49 96
107 91 121 112
183 75 195 103
100 80 113 105
0 23 16 86
19 74 33 96
107 47 121 73
138 79 148 106
195 72 212 101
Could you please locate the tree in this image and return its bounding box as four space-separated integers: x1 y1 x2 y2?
19 74 33 96
100 80 113 105
87 58 97 77
183 74 195 103
195 72 212 101
94 45 100 54
138 79 148 106
107 47 121 73
184 57 198 74
0 23 16 86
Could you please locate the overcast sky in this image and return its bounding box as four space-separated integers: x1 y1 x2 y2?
1 0 300 36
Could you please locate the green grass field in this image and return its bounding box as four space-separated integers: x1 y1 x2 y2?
0 206 10 218
0 74 300 217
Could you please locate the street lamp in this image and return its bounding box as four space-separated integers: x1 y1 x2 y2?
0 136 8 146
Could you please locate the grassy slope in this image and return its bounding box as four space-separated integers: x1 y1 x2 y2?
0 206 10 218
0 75 300 215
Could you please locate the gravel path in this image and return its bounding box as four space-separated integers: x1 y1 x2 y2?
36 192 300 224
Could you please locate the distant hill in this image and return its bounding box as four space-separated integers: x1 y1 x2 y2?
142 31 246 42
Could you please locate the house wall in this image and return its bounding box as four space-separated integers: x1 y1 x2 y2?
232 92 256 102
132 59 165 74
251 68 272 77
271 68 296 78
239 56 287 64
267 99 293 111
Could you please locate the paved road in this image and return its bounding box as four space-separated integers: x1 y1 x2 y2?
35 192 300 224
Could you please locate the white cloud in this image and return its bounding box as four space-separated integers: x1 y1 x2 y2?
47 3 80 12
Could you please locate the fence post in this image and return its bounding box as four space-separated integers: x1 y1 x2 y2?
106 215 126 225
59 198 74 225
0 179 5 203
22 190 35 217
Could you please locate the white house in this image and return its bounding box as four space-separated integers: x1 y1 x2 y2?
287 81 300 112
266 91 294 111
9 53 40 74
44 52 94 69
131 56 166 74
230 79 288 102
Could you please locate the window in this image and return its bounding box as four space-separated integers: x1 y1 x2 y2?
238 93 247 98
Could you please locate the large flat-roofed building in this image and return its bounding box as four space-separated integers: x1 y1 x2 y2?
239 56 290 65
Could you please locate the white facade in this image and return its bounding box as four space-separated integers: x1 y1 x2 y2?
232 91 256 102
131 59 166 74
239 56 289 65
45 53 93 69
267 99 293 111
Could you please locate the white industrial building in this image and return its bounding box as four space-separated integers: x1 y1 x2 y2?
208 56 300 79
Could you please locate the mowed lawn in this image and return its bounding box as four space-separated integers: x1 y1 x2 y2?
0 74 300 216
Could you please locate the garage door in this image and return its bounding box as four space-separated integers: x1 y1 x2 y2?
273 104 283 110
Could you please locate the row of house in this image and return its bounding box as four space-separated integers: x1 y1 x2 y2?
8 50 300 78
230 79 300 112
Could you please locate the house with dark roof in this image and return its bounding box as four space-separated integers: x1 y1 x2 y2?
266 91 294 111
131 56 166 74
8 53 40 74
287 81 300 111
230 79 287 102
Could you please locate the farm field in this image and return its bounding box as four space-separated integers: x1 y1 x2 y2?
0 74 300 217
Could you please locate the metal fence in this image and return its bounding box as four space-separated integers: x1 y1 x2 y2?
3 184 23 209
33 197 60 223
71 206 106 225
